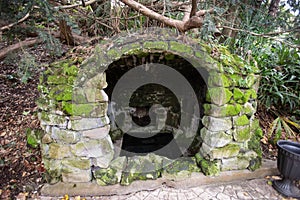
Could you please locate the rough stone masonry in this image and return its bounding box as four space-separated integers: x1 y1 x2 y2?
37 29 263 186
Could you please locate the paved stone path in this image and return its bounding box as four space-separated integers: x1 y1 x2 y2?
41 178 296 200
97 179 283 200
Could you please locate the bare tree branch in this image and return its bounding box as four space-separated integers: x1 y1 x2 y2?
54 0 98 9
220 25 300 48
120 0 213 32
0 38 42 61
0 12 30 31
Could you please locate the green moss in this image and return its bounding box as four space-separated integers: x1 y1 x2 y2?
247 123 263 171
195 51 205 60
164 157 200 174
238 74 256 88
49 85 73 101
203 103 242 117
62 102 104 117
106 48 122 60
211 144 240 159
195 153 220 176
47 75 66 85
234 115 250 126
233 88 244 101
164 53 175 60
63 158 91 170
45 170 62 184
121 43 142 55
63 65 78 76
206 87 233 106
26 128 41 148
234 126 251 142
169 41 193 54
94 168 118 185
244 89 257 101
143 41 168 50
208 72 232 87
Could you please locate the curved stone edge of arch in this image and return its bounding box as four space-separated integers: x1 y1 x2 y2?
36 27 263 185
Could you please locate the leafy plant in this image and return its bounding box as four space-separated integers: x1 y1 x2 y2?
267 109 300 145
18 52 37 83
257 43 300 112
38 31 63 57
26 128 42 148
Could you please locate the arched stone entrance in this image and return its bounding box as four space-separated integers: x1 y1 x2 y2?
37 29 262 185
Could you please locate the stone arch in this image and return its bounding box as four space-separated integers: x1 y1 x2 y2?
38 28 263 185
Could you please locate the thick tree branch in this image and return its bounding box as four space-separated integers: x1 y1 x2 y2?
190 0 197 18
120 0 213 32
0 12 30 31
0 38 42 61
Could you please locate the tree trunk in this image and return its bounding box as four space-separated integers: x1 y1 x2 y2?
269 0 281 17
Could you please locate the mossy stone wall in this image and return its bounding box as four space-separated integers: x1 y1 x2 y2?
37 29 262 185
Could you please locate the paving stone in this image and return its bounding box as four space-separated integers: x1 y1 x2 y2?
134 191 149 199
185 191 198 199
216 193 231 200
144 194 160 200
151 189 161 197
198 191 216 199
223 185 238 199
126 195 140 200
247 190 264 199
205 185 224 197
191 187 205 196
168 192 178 200
157 190 169 199
236 191 252 200
177 192 188 200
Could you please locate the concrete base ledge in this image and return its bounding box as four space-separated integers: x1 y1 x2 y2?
41 159 279 197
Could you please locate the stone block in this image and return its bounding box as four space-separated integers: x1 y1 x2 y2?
62 102 107 117
143 41 168 50
62 169 92 183
169 41 193 54
200 143 240 160
208 72 232 87
233 115 250 126
48 143 71 159
206 87 233 106
73 88 108 103
49 85 73 101
51 127 81 144
62 158 91 170
41 144 49 156
202 116 232 132
221 157 249 171
38 112 68 128
109 156 127 182
195 153 220 176
83 73 107 89
200 128 232 148
203 103 242 117
72 136 114 168
41 134 53 144
233 125 251 142
82 125 110 139
242 102 256 117
68 116 110 131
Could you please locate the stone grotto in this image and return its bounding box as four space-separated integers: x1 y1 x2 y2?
37 29 263 186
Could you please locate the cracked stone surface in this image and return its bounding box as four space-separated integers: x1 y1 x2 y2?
41 178 291 200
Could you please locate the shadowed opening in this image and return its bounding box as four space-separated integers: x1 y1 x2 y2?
104 52 208 159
